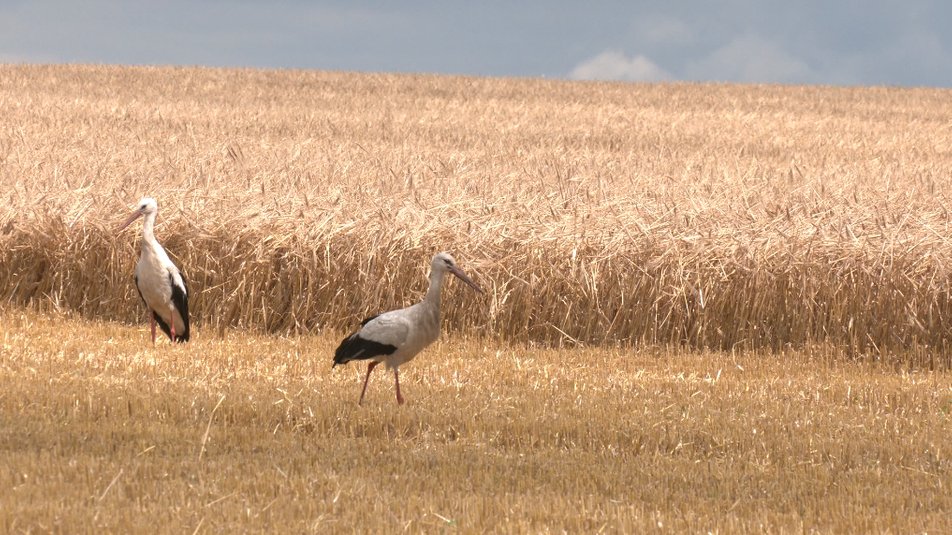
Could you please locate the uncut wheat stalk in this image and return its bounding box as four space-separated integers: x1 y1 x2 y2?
2 64 952 359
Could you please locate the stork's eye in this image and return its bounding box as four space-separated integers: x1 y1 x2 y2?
140 204 147 210
444 259 452 265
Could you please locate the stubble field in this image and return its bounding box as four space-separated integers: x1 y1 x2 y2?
2 308 950 533
0 64 951 531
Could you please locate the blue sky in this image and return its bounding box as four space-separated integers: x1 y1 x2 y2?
1 1 950 87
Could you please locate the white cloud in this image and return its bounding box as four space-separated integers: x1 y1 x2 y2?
569 50 672 82
685 35 814 84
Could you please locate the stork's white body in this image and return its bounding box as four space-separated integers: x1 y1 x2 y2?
135 235 188 337
334 252 481 405
119 197 190 344
355 273 444 369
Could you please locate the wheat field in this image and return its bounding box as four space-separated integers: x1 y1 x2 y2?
2 64 952 353
1 64 952 531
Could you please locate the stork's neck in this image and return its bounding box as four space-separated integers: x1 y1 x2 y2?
423 268 446 311
140 212 159 252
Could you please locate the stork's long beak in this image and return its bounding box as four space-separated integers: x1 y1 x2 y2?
449 265 483 294
117 210 142 232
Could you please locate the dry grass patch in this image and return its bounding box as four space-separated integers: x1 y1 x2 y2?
1 308 950 532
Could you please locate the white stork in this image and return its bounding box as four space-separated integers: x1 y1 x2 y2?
333 252 482 405
117 197 190 344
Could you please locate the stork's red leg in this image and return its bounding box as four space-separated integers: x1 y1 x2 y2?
169 309 176 342
394 368 404 405
358 361 379 405
149 311 157 346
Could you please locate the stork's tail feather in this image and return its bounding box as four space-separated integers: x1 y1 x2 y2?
333 333 397 367
168 273 190 342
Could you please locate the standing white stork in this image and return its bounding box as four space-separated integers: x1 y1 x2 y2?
117 197 190 344
333 252 482 405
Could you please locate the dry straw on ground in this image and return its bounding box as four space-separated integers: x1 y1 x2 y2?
1 308 950 532
1 64 952 357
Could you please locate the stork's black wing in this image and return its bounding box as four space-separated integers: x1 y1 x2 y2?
332 314 398 367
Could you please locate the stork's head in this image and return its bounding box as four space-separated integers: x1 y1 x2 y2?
117 197 158 231
432 251 483 293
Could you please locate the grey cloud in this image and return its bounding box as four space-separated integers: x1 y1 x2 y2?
626 15 695 47
684 35 815 84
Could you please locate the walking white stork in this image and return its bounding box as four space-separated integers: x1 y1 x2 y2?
333 252 482 405
117 197 190 344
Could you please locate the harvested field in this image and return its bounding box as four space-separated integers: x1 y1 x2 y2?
1 308 950 532
1 64 951 354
